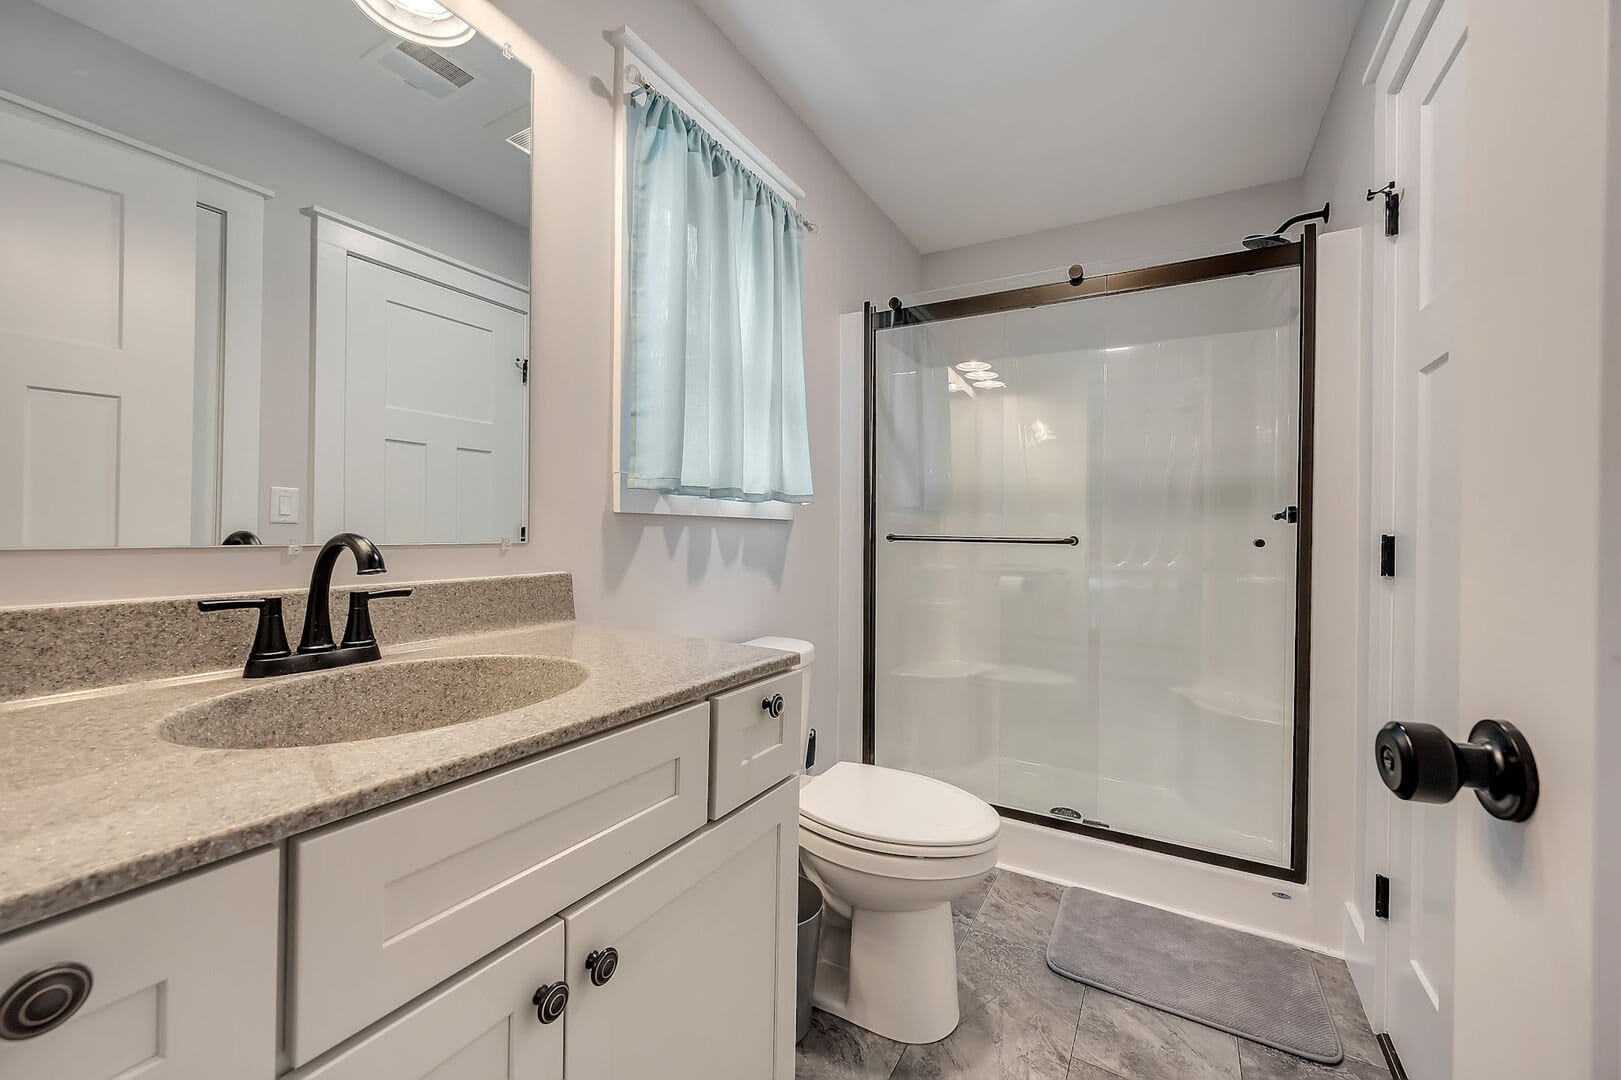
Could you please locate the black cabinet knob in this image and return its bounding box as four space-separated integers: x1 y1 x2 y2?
585 947 619 987
532 981 569 1024
1375 719 1538 822
762 693 785 719
1 963 92 1040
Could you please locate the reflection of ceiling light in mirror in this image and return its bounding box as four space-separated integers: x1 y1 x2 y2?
1030 420 1055 443
351 0 476 46
978 381 1006 389
956 360 991 372
964 370 999 381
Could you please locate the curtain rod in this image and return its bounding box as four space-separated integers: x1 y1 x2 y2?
624 64 818 234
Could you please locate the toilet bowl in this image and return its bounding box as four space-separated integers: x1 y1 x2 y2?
742 638 1002 1045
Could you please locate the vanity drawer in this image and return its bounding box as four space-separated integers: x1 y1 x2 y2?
0 850 279 1080
291 920 563 1080
708 670 802 818
286 703 710 1066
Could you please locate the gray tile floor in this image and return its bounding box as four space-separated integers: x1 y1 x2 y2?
797 871 1390 1080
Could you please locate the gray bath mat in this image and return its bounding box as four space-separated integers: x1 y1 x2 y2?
1046 888 1342 1064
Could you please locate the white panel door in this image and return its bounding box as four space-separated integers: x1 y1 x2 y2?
1373 2 1466 1075
562 779 798 1080
0 100 197 548
343 257 527 544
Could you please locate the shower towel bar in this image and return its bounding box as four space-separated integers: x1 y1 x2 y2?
884 533 1079 546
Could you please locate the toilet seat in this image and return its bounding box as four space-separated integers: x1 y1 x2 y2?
799 817 999 859
799 762 1000 858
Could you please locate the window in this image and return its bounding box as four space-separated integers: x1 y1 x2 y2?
611 29 813 519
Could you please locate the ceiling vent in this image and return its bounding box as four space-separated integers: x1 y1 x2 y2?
371 39 475 100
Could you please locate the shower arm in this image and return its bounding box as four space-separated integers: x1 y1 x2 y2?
1270 202 1330 236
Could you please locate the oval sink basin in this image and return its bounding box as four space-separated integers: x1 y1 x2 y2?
160 655 588 749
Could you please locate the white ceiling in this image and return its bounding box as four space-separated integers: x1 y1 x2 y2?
33 0 531 225
696 0 1363 253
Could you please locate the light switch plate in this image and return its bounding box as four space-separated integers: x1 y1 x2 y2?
269 486 301 524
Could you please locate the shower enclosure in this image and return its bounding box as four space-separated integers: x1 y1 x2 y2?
863 236 1314 880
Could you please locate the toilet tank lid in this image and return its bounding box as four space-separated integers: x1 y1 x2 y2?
741 637 814 665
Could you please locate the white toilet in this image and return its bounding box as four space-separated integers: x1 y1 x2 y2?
743 637 1001 1045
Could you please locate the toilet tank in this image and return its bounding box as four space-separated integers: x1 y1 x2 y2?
742 636 815 770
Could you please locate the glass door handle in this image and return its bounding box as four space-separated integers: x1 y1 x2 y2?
1272 506 1299 523
1374 719 1538 822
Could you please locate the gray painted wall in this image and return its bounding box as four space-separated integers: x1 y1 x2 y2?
1303 0 1397 230
920 179 1306 294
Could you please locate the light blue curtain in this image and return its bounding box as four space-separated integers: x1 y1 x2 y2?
626 91 813 503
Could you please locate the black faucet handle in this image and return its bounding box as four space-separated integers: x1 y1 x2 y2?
198 597 292 663
341 588 413 649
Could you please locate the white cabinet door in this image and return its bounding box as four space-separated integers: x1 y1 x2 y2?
292 920 564 1080
562 779 798 1080
0 851 278 1080
0 99 198 548
342 257 528 544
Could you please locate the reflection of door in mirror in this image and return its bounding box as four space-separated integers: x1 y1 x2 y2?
0 100 264 549
312 213 529 546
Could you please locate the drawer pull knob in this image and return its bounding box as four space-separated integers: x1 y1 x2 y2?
1 963 92 1040
585 947 619 987
762 693 785 719
532 981 569 1024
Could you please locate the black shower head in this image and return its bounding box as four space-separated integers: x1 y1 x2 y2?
1242 202 1331 250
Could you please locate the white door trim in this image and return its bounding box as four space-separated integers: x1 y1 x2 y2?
0 89 273 200
195 176 265 542
308 209 530 542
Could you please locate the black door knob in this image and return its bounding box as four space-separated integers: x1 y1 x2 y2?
532 981 569 1024
762 694 785 719
1374 719 1538 821
585 947 619 986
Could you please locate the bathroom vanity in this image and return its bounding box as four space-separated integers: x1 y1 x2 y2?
0 575 805 1079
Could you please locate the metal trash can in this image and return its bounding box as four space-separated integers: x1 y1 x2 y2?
796 875 824 1043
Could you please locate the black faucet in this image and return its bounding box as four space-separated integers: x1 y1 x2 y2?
199 532 413 678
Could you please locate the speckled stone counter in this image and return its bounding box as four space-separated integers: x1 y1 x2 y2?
0 620 796 935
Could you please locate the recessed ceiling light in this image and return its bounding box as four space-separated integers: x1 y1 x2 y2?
977 380 1006 389
964 370 999 381
351 0 475 46
956 360 991 372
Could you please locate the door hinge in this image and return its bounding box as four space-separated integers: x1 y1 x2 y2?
1380 534 1396 578
515 357 529 384
518 525 527 542
1374 874 1391 920
1367 181 1400 237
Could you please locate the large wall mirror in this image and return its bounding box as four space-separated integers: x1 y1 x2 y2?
0 0 532 550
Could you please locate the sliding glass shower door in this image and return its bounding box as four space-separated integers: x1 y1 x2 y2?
869 253 1307 874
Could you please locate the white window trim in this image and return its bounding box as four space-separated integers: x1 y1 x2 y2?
608 26 804 521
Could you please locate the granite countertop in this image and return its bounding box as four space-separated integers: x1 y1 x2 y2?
0 621 795 935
